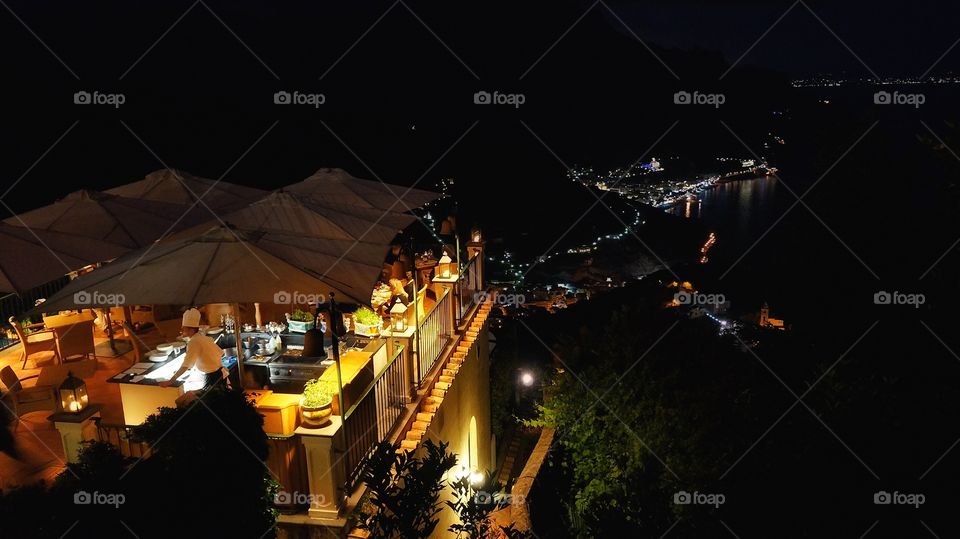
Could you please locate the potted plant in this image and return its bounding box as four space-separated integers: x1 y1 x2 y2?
352 306 382 337
300 378 334 428
286 309 315 333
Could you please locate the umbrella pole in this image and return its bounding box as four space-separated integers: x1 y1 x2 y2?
233 303 245 388
104 308 117 354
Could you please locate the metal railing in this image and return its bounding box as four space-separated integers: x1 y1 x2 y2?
456 255 482 327
1 276 70 324
93 420 151 458
342 346 407 489
416 288 451 386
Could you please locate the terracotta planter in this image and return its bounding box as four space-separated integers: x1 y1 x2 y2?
300 398 332 428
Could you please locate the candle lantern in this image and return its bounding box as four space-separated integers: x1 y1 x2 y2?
470 226 482 243
389 301 408 332
438 252 455 279
59 371 88 413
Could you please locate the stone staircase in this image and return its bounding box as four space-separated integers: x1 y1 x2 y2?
396 298 493 453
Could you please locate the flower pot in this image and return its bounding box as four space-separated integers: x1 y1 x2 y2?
288 320 315 333
354 322 380 337
300 398 332 428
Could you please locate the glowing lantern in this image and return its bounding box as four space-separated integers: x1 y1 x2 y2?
438 252 455 279
59 372 88 413
389 301 408 332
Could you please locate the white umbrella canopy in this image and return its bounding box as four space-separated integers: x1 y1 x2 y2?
32 226 356 312
106 169 268 213
0 223 129 294
253 232 390 304
284 168 441 212
173 191 416 245
4 189 210 249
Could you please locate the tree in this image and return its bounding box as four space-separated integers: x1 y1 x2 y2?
0 387 278 538
359 440 457 538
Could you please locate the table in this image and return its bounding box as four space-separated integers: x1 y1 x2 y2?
42 312 97 364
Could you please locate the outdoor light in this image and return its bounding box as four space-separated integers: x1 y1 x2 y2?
469 471 484 487
58 371 88 413
471 226 482 243
438 252 454 279
389 301 408 332
520 371 535 387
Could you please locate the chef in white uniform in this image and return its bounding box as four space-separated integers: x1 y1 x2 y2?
159 308 229 390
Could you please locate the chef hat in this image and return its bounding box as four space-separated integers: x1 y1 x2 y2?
182 308 202 328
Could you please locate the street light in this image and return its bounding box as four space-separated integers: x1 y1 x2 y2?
519 370 534 387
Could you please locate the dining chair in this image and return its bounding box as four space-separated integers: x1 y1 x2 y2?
7 316 59 369
0 366 58 428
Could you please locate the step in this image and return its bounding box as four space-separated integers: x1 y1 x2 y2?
406 429 424 442
435 381 451 391
423 403 439 413
442 368 458 377
439 375 454 384
426 395 443 404
400 439 418 451
416 412 434 422
413 420 429 431
466 331 479 338
430 388 445 398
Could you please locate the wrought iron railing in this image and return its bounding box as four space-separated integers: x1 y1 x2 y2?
416 288 451 386
456 255 482 327
93 420 151 458
342 346 407 489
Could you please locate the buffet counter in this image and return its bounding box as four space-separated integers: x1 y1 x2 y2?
108 349 237 425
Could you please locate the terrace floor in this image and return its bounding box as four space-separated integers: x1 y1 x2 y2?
0 336 130 491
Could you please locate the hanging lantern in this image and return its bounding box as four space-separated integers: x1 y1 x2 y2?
59 371 88 414
470 226 482 243
438 252 455 279
389 301 408 332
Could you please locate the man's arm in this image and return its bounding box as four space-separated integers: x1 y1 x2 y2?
159 343 197 386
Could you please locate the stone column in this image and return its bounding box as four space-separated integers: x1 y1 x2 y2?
298 418 346 523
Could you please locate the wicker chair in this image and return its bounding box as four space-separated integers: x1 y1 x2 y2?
0 366 57 427
7 316 59 369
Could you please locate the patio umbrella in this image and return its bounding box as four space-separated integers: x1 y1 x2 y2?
171 191 416 245
106 169 268 213
284 168 441 212
0 223 129 294
4 189 210 249
32 225 357 311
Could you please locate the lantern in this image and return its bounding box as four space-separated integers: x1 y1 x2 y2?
438 252 455 279
390 302 408 332
470 226 482 243
59 371 88 413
